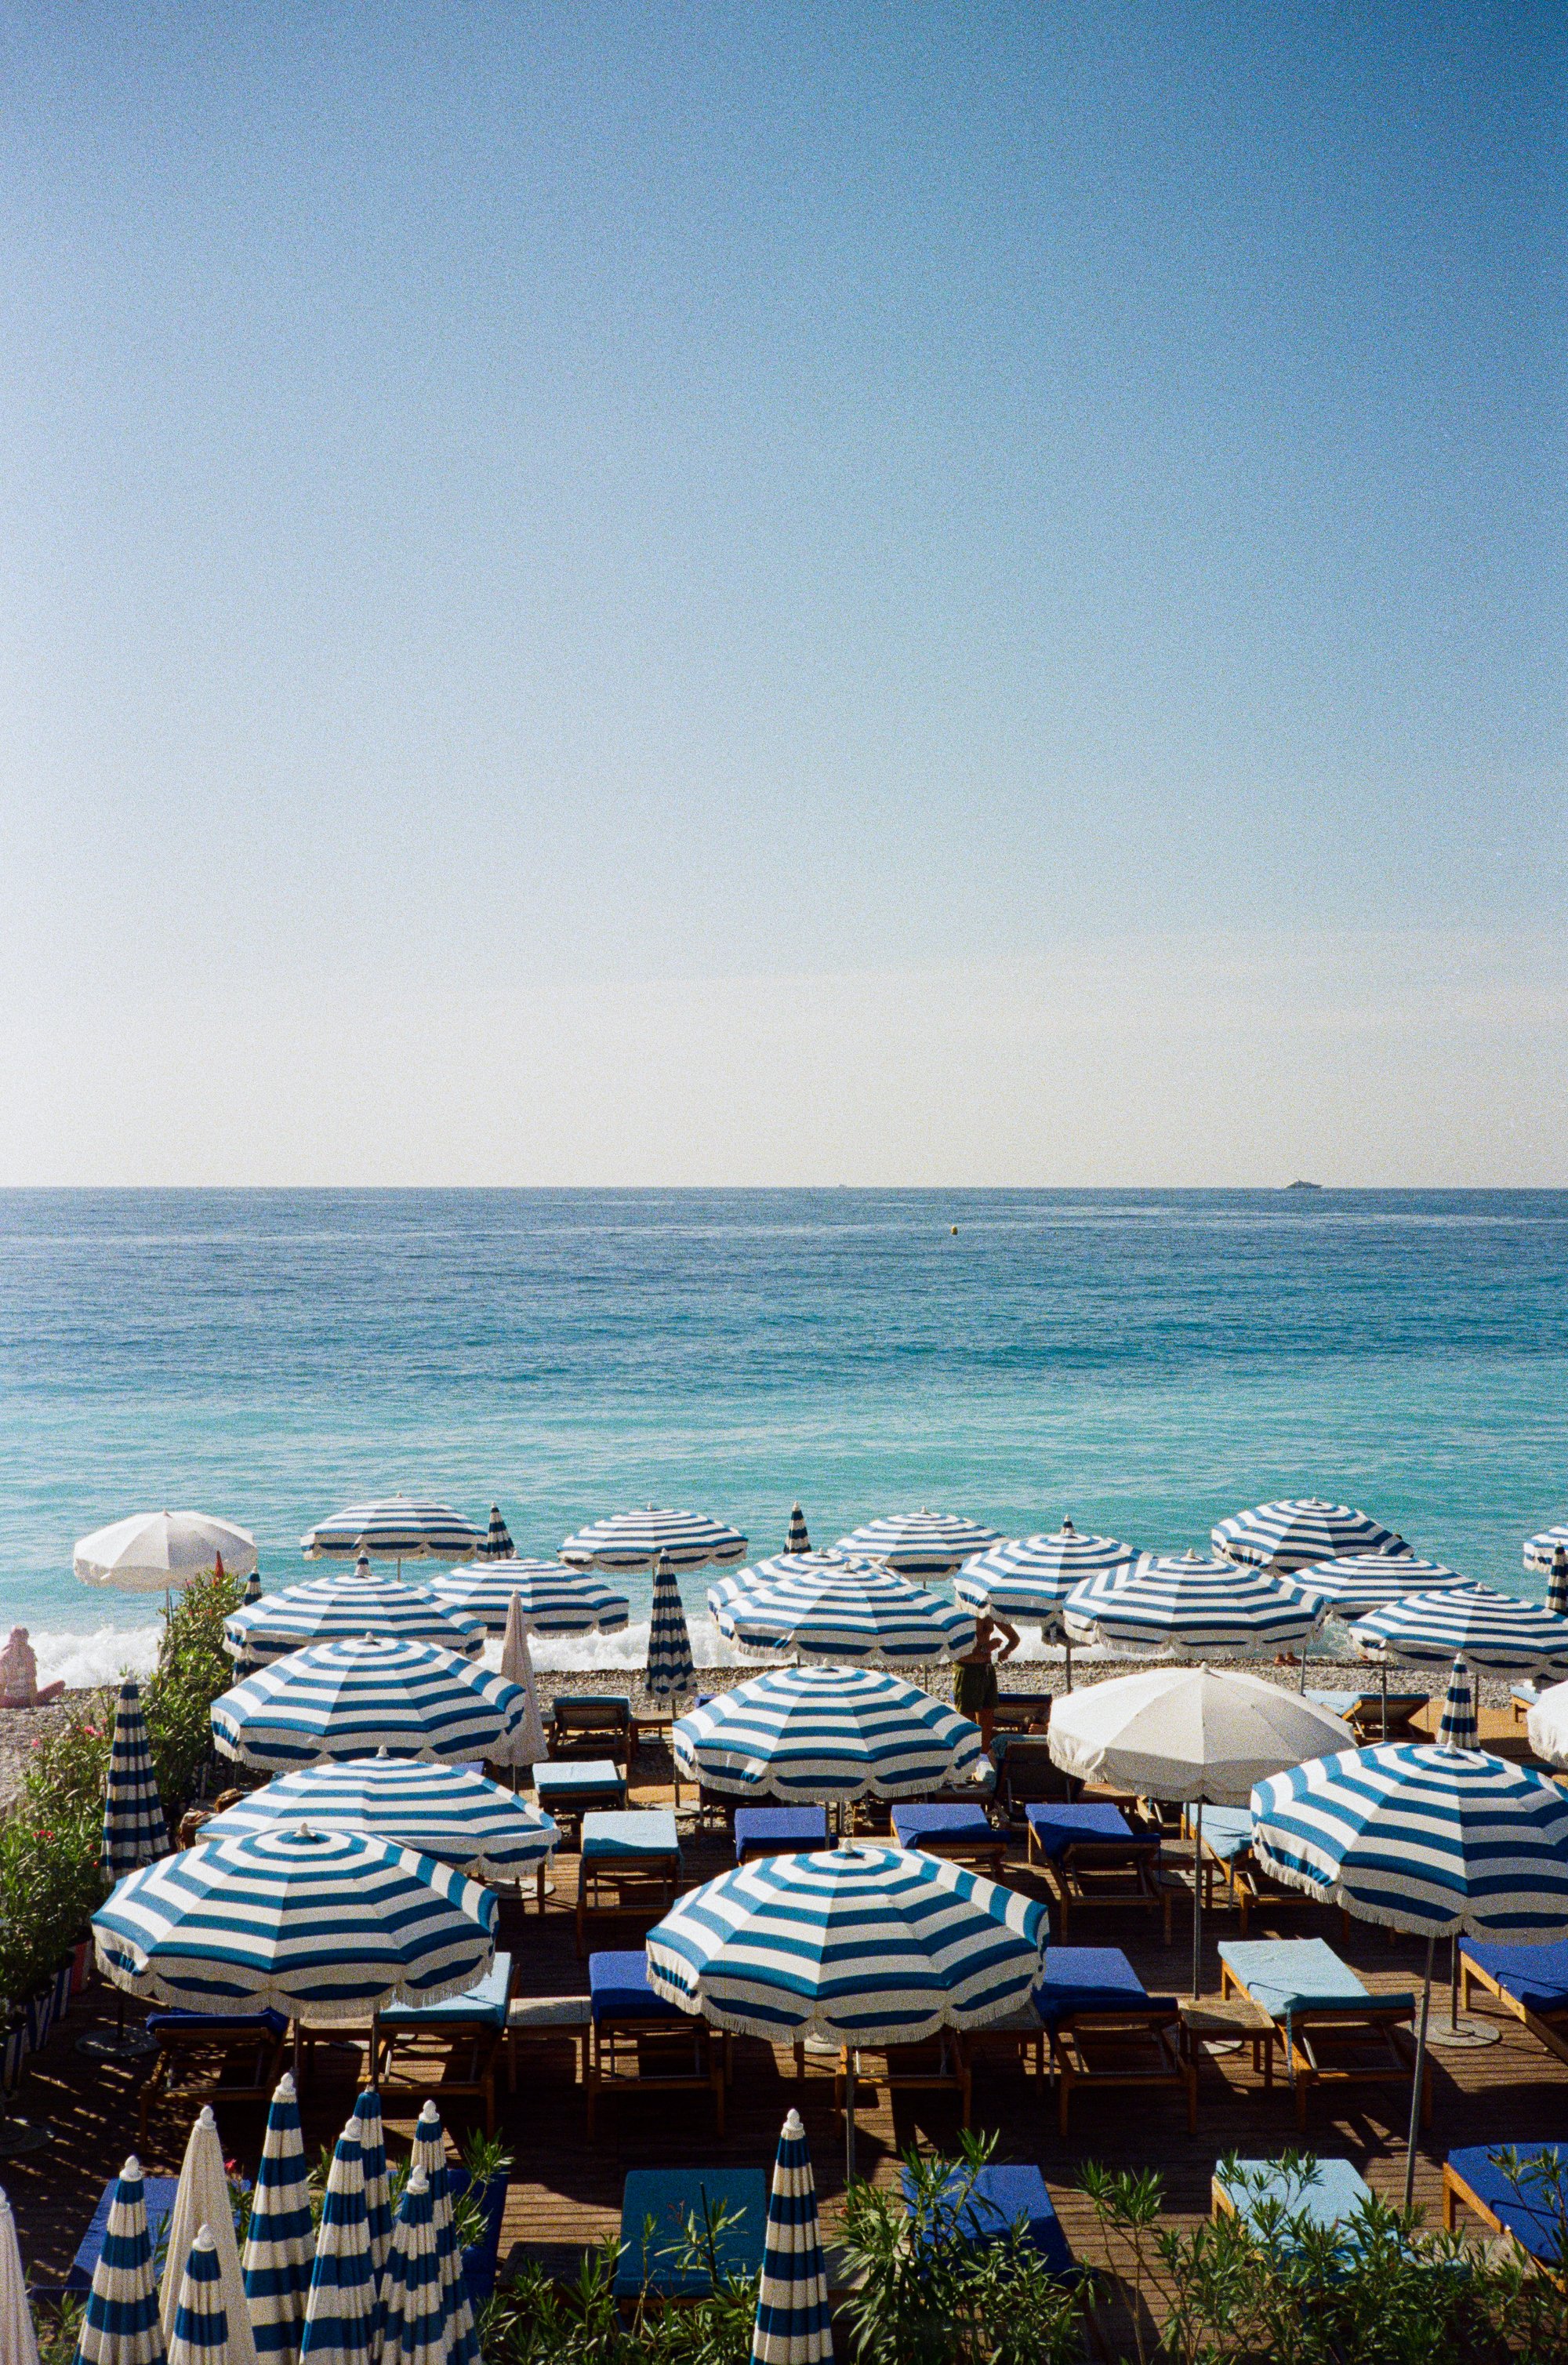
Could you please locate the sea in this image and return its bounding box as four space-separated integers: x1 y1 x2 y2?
1 1188 1563 1689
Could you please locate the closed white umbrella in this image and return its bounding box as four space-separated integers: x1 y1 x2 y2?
1526 1678 1568 1765
159 2107 256 2365
0 2185 38 2365
1048 1666 1355 1996
75 1513 257 1596
497 1595 548 1770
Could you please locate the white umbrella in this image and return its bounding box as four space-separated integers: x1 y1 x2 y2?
159 2106 256 2365
75 1512 257 1596
1048 1666 1355 1996
0 2185 38 2365
497 1594 548 1771
1526 1678 1568 1765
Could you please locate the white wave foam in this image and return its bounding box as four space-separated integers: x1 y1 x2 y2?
30 1623 162 1689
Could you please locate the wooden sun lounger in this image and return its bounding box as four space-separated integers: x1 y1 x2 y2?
1025 1804 1173 1943
836 2033 972 2127
586 1952 725 2139
1443 2143 1568 2282
369 1953 513 2135
1033 1947 1196 2136
575 1812 683 1957
1219 1939 1429 2133
138 2009 288 2142
1460 1941 1568 2071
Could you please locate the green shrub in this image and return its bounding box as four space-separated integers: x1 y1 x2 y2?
144 1564 245 1818
482 2193 759 2365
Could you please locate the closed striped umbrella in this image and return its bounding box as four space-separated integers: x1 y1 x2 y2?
712 1560 975 1666
1546 1546 1568 1619
167 2229 229 2365
1436 1658 1478 1751
648 1844 1045 2178
1286 1554 1467 1615
225 1569 486 1666
428 1562 630 1637
1064 1551 1325 1658
1353 1585 1568 1677
785 1506 811 1555
1211 1499 1399 1572
956 1525 1135 1688
377 2169 449 2365
201 1757 559 1883
243 1570 263 1607
408 2106 476 2365
1523 1524 1568 1575
646 1553 696 1708
242 2076 314 2365
93 1826 495 2022
1251 1738 1568 2205
559 1507 748 1572
672 1666 986 1802
103 1680 169 1878
300 1499 485 1568
299 2123 376 2365
211 1637 528 1770
478 1506 515 1561
77 2156 165 2365
751 2111 832 2365
833 1512 1002 1578
0 2185 39 2365
353 2090 391 2283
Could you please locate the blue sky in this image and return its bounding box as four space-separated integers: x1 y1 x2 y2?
1 5 1563 1181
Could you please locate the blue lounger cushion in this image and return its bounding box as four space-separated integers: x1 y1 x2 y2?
1460 1940 1568 2016
902 2163 1076 2280
1219 1938 1414 2020
534 1760 626 1798
146 2008 289 2036
581 1810 680 1862
1025 1804 1156 1860
1217 2156 1373 2238
1448 2143 1568 2264
615 2168 768 2298
1032 1946 1177 2025
734 1806 828 1859
1194 1807 1254 1862
891 1803 994 1844
379 1953 511 2027
589 1950 679 2022
45 2176 180 2297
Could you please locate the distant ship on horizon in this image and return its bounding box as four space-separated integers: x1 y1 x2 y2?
1283 1179 1324 1191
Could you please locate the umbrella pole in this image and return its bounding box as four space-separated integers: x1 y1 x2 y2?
1191 1803 1203 2000
1381 1663 1388 1744
1064 1635 1072 1695
1403 1934 1435 2214
1298 1645 1308 1695
845 2054 858 2185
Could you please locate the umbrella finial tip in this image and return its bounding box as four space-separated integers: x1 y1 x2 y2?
782 2108 804 2137
198 2105 216 2127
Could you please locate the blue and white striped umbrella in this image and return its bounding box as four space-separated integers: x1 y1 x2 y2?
646 1553 697 1707
300 1499 485 1567
559 1506 748 1572
103 1679 169 1879
78 2156 166 2365
243 1569 263 1607
708 1550 866 1608
299 2123 377 2365
647 1843 1047 2047
377 2170 449 2365
225 1568 486 1665
428 1561 630 1637
477 1506 515 1561
1352 1585 1568 1677
93 1826 495 2022
353 2090 391 2283
956 1524 1135 1684
1436 1658 1478 1750
833 1511 1002 1578
1523 1524 1568 1576
672 1666 986 1802
409 2106 476 2365
752 2110 833 2365
1064 1551 1326 1658
712 1560 975 1666
167 2229 229 2365
1285 1554 1467 1615
1552 1557 1568 1621
242 2076 314 2365
1251 1743 1568 1940
211 1637 528 1769
1212 1498 1399 1572
785 1506 811 1555
201 1757 558 1883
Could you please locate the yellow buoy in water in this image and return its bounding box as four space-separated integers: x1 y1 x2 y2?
950 1225 958 1235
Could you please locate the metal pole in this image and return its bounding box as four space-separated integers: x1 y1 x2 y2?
845 2054 858 2185
1403 1934 1435 2213
1191 1802 1204 2000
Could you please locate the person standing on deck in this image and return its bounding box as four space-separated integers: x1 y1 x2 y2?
953 1606 1021 1750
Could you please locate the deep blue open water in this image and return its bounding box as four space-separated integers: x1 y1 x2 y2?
2 1189 1563 1681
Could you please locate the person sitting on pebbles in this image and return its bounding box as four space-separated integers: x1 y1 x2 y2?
0 1627 65 1709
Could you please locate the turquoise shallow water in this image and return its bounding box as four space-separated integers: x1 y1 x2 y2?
2 1189 1564 1680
